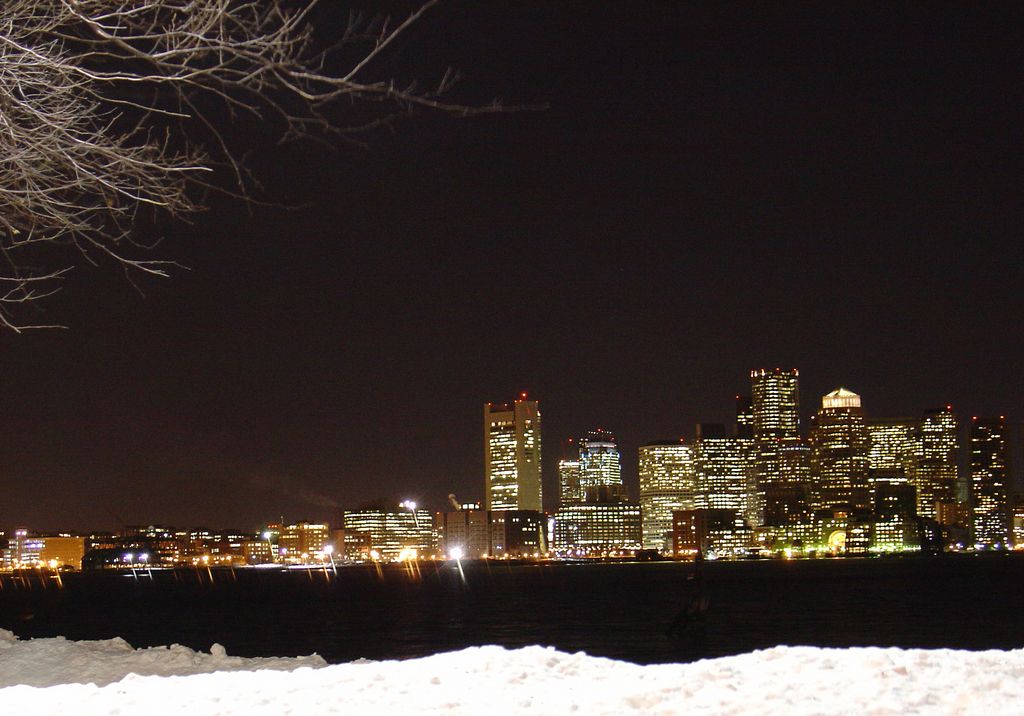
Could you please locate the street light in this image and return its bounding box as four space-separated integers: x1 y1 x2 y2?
262 531 276 564
400 499 419 528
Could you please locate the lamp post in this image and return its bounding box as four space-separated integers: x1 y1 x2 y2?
262 531 276 565
324 543 337 575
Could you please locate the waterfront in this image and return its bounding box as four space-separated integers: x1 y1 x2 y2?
2 555 1022 665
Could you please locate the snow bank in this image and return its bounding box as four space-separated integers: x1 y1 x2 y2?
1 629 1019 714
0 629 325 688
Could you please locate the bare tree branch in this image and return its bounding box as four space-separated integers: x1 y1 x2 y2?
0 0 534 329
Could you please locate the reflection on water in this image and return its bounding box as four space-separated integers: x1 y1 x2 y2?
2 555 1023 664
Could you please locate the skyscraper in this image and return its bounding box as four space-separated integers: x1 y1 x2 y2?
484 394 542 512
751 368 800 442
693 423 754 521
913 406 959 521
751 368 804 524
866 418 917 479
578 429 622 495
638 439 695 551
970 416 1010 548
809 387 871 511
557 458 582 506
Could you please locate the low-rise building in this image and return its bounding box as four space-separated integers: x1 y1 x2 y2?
342 507 436 560
554 496 641 556
672 509 751 558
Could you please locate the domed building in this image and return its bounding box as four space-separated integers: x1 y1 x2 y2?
809 388 871 512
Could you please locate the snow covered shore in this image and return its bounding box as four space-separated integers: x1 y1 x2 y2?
0 629 1018 714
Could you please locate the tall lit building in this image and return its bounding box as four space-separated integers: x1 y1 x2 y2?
751 368 800 442
484 395 542 511
913 406 960 521
558 446 583 507
777 441 812 485
578 429 622 494
693 423 755 523
558 459 582 505
809 388 871 511
638 439 695 551
867 418 917 478
750 368 803 524
970 417 1010 548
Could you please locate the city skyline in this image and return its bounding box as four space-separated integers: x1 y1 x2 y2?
1 2 1022 530
3 368 1023 533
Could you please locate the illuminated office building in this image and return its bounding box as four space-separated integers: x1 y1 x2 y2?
693 424 755 523
242 539 276 565
278 522 330 563
342 507 437 560
638 439 695 551
6 529 42 567
553 499 642 556
484 395 542 512
870 517 922 553
809 388 871 511
970 417 1010 548
751 368 804 524
868 409 959 522
578 429 622 493
867 418 917 477
553 433 637 555
558 458 582 506
767 441 813 523
751 368 800 439
672 509 751 558
913 406 960 521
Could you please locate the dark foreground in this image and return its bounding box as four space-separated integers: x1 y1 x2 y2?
2 555 1022 664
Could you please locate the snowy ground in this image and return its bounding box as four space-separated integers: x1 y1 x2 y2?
0 629 1019 714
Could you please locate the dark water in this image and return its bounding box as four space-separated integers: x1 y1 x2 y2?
2 555 1023 664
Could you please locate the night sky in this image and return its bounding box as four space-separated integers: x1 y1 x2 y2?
3 1 1023 532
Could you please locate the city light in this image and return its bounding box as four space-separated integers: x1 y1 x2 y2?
0 372 1015 576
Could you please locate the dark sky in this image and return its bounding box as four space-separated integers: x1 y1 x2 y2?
3 1 1023 532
